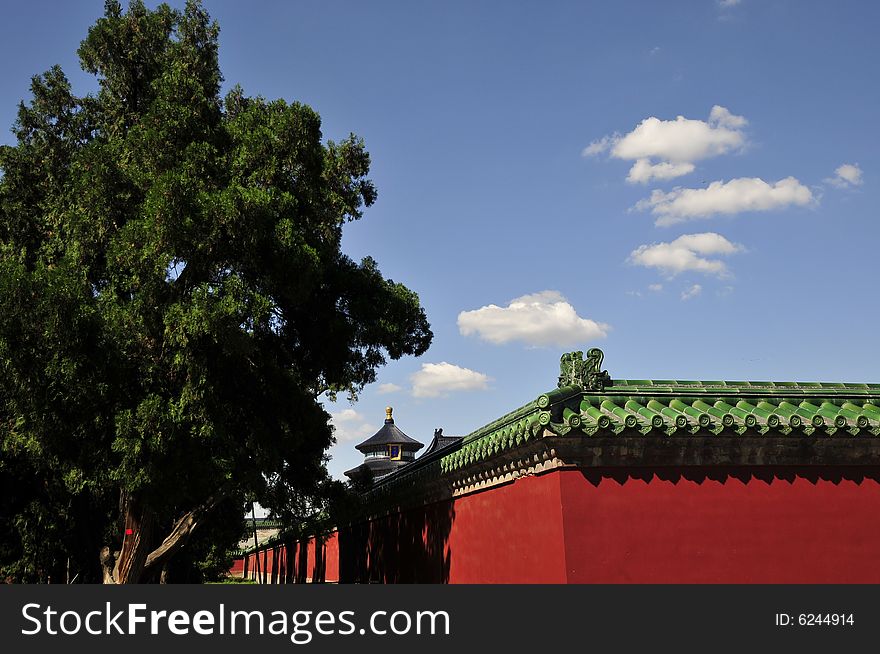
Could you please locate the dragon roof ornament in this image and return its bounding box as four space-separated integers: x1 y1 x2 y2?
558 348 612 392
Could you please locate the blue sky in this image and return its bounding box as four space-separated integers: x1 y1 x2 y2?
2 1 877 480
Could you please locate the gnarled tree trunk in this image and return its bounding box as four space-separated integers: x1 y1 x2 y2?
101 492 226 583
101 494 156 584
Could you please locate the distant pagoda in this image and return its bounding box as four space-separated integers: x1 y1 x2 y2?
344 407 423 483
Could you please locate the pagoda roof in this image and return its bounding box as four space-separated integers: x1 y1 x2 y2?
420 429 462 458
344 459 407 480
355 407 424 453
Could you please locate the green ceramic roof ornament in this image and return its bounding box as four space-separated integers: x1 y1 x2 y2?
558 348 612 391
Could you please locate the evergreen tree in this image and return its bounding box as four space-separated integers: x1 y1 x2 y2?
0 0 431 583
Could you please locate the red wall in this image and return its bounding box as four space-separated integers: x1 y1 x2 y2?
446 473 566 583
234 466 880 583
305 532 340 583
323 532 340 582
232 532 340 583
560 467 880 583
335 473 566 583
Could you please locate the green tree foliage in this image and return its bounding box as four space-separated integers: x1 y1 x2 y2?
0 0 431 583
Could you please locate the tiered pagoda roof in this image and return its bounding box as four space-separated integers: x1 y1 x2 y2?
355 407 424 453
345 407 423 482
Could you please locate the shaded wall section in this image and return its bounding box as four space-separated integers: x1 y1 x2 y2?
232 532 340 583
340 497 454 583
338 473 566 583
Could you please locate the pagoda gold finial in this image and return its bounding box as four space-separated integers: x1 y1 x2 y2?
385 406 393 421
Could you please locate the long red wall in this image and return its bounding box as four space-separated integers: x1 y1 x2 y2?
234 466 880 583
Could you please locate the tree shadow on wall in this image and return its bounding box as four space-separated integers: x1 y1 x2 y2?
578 466 880 487
287 534 327 584
338 499 455 583
311 535 326 583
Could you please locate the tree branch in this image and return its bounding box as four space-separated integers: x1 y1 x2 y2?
142 493 227 575
99 546 117 584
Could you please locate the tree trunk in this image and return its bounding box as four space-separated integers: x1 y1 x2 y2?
101 495 157 584
100 547 116 583
101 492 226 584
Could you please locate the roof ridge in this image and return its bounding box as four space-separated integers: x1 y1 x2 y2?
610 379 880 394
614 378 880 386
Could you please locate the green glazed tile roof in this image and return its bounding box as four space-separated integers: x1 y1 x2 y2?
436 350 880 475
358 349 880 488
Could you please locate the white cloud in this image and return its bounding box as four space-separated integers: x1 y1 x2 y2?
329 409 374 443
627 159 696 183
585 106 748 184
718 0 741 8
826 163 863 189
376 383 402 395
708 105 747 128
333 408 362 423
582 135 616 157
648 283 663 292
410 362 491 398
613 107 747 162
635 176 814 226
458 290 610 347
628 232 744 278
681 284 703 301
